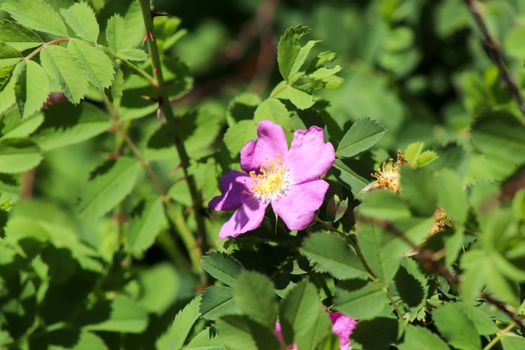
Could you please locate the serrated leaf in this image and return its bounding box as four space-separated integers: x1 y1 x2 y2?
333 159 369 195
398 326 450 350
40 45 89 104
337 118 387 158
172 296 202 350
117 48 148 61
395 259 428 311
76 157 140 218
200 285 238 320
223 120 257 158
279 280 331 350
433 302 480 350
33 102 110 151
127 198 165 255
416 150 438 167
277 25 312 80
234 271 277 328
0 20 42 51
0 109 43 140
301 231 367 279
0 139 42 173
60 2 99 42
0 42 21 69
201 252 246 287
436 169 468 224
14 60 49 118
334 282 388 320
67 39 115 90
104 6 145 54
83 296 148 333
0 0 68 37
404 142 424 166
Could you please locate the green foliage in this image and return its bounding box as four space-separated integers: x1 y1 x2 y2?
0 0 524 349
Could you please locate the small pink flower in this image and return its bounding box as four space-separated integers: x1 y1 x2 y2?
329 312 358 350
210 120 335 238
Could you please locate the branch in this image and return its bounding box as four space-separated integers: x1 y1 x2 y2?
465 0 525 119
138 0 209 257
357 214 525 334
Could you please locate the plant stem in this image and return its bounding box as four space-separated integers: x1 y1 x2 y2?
138 0 209 261
483 322 515 350
464 0 525 119
23 37 71 61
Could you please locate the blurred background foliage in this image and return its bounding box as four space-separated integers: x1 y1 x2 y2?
1 0 525 349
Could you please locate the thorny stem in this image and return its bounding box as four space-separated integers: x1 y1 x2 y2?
464 0 525 119
483 322 516 350
357 215 525 335
102 96 202 276
138 0 209 260
23 38 71 61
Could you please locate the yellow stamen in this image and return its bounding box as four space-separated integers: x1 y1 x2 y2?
249 158 288 201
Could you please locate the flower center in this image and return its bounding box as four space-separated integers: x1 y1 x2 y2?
248 158 288 202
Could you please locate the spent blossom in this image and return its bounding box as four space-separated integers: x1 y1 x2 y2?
210 120 335 238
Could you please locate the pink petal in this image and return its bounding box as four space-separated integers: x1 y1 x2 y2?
272 180 329 231
218 197 268 238
240 120 289 172
209 171 251 211
329 312 358 350
285 126 335 185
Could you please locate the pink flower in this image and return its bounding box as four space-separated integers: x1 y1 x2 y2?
329 312 358 350
210 120 335 238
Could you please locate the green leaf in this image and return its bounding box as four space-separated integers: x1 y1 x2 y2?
0 0 68 37
0 20 42 51
0 42 21 69
471 113 525 165
216 315 280 350
436 169 468 224
76 157 140 218
135 263 179 314
254 98 291 130
83 296 148 333
502 335 525 350
201 252 246 287
14 61 49 118
337 118 387 158
398 326 450 350
200 285 239 320
172 296 202 350
395 259 428 311
67 39 115 90
127 198 166 255
0 109 43 140
334 282 388 320
460 303 497 336
40 45 89 104
433 302 480 350
272 82 314 110
33 102 110 151
333 159 369 196
279 280 331 350
60 2 99 42
351 317 398 350
234 271 277 328
400 167 437 216
223 120 257 158
357 190 411 221
277 25 312 80
300 231 367 279
117 48 148 61
0 139 42 173
105 14 126 52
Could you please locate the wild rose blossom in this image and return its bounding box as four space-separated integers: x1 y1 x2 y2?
330 311 358 350
274 311 357 350
210 120 335 238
